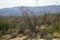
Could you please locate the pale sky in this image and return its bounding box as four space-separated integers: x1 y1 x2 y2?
0 0 60 9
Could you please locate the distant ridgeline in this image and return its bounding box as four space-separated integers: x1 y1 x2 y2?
0 5 60 16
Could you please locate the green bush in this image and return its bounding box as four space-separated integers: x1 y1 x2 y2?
0 19 17 37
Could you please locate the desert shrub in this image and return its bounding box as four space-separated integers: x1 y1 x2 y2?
44 20 60 34
0 19 17 37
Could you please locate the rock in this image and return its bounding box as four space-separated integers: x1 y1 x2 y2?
53 32 60 38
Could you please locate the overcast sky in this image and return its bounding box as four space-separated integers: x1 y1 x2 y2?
0 0 60 9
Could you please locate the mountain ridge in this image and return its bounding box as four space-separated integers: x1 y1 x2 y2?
0 5 60 16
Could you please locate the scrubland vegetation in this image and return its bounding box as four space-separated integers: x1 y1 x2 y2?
0 12 60 40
